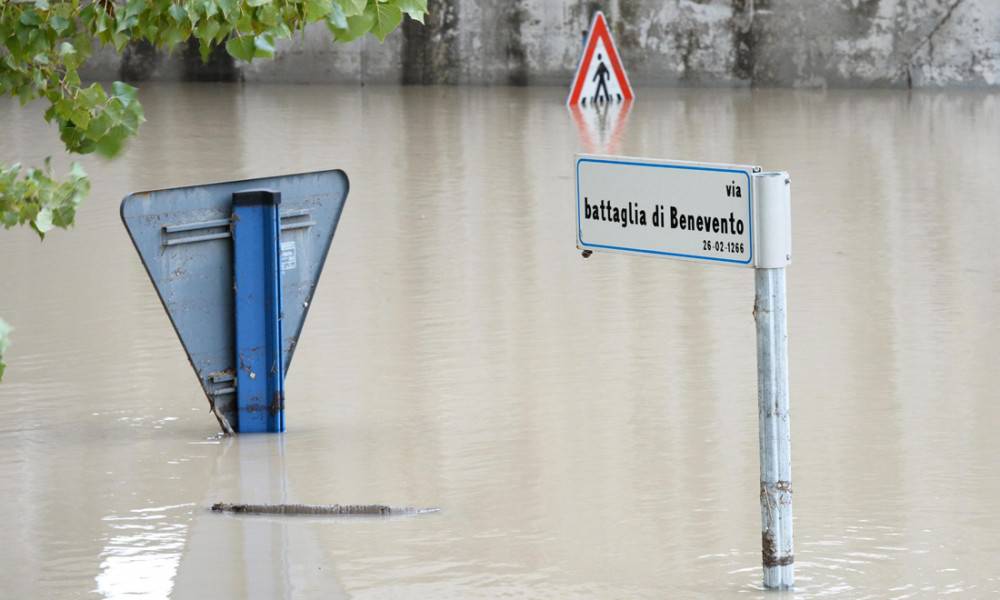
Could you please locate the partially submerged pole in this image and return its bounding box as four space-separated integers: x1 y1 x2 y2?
573 157 794 590
232 189 285 433
754 266 794 589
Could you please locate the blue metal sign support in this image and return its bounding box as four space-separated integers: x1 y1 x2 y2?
121 170 349 433
232 190 285 433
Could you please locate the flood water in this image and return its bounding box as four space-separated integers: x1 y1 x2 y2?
1 84 999 598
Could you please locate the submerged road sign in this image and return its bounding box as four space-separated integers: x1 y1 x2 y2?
574 153 795 589
567 11 634 106
121 170 348 433
576 154 791 268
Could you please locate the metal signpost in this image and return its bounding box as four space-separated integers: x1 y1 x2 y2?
576 154 794 589
121 170 349 434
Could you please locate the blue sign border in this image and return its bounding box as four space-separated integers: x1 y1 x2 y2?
576 157 754 265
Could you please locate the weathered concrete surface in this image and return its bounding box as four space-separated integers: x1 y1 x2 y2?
80 0 1000 88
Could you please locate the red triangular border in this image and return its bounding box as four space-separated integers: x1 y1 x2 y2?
567 11 635 106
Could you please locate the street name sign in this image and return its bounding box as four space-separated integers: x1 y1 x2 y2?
575 154 791 268
573 153 796 589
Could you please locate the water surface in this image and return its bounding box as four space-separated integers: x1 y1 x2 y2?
1 85 999 598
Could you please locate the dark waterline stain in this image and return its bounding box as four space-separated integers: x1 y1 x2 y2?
616 0 641 60
182 39 239 82
120 40 159 82
402 0 461 84
505 0 528 86
731 0 755 82
121 39 238 82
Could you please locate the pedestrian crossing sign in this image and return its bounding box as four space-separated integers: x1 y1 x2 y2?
567 11 634 107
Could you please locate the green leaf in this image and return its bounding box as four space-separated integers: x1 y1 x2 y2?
70 108 91 128
369 1 402 42
64 68 81 87
79 83 107 108
216 0 238 18
331 10 374 41
326 2 348 29
184 1 202 26
95 124 129 157
214 22 233 44
112 81 139 106
35 206 53 234
50 15 71 34
336 0 367 17
235 11 254 33
247 0 272 6
397 0 428 22
225 36 256 62
253 34 275 58
163 23 190 51
305 0 332 21
125 0 146 19
112 31 131 52
195 18 221 46
168 4 188 23
93 10 109 33
256 4 280 27
87 113 111 139
19 10 43 27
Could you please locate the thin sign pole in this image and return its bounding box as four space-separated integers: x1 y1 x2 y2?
754 266 794 589
575 158 795 589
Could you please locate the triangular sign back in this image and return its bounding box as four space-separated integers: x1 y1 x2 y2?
567 11 634 106
120 170 348 431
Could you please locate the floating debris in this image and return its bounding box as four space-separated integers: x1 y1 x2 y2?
211 503 440 516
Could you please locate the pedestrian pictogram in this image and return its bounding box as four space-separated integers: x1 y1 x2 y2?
567 11 634 106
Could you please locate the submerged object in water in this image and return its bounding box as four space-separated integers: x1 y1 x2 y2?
211 502 440 516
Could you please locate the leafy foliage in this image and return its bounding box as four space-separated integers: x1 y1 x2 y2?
0 0 426 379
1 159 90 237
0 0 426 235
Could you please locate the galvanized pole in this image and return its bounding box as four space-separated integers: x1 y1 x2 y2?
754 266 794 589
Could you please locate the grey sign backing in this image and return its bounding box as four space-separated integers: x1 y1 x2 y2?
120 170 349 432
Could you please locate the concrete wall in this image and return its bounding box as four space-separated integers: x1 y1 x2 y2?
81 0 1000 88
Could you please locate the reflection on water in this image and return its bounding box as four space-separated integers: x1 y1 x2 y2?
171 437 348 600
1 85 999 598
569 100 632 154
96 504 191 599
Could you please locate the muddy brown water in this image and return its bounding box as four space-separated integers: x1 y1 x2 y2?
1 85 999 598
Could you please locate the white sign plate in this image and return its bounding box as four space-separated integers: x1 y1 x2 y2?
576 155 758 267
